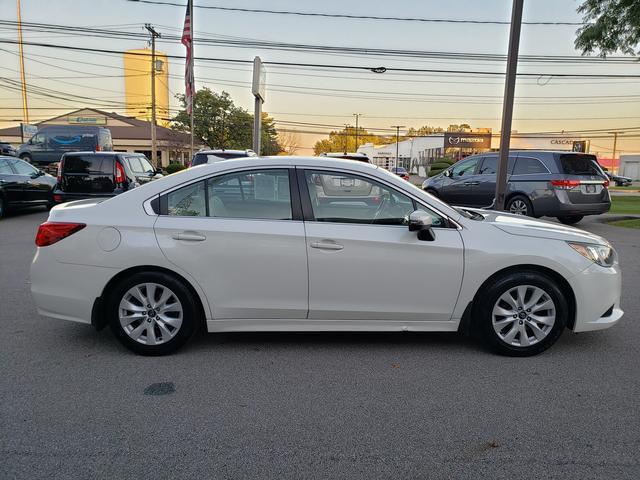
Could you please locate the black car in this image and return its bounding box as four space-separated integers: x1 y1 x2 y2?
0 156 56 219
606 172 632 187
422 151 610 224
0 141 17 156
53 152 162 203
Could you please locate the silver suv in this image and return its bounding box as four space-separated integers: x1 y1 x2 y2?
191 149 257 167
422 151 610 224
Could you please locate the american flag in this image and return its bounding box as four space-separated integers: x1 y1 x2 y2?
181 0 194 114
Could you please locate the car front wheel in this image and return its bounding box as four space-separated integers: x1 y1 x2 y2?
475 271 568 356
108 272 198 355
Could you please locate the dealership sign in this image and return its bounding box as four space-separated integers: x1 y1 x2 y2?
444 132 492 149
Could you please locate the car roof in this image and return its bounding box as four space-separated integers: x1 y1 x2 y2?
197 149 256 154
62 151 143 157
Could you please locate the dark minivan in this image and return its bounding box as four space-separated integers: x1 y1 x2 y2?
17 125 113 168
422 151 610 224
53 152 162 203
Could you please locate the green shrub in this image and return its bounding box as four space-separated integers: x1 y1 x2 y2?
430 162 452 170
166 163 187 174
428 168 445 177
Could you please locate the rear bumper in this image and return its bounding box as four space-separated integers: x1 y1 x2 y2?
533 190 610 217
53 190 117 203
569 262 623 332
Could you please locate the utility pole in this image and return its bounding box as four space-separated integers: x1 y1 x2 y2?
494 0 524 211
608 131 623 166
343 124 350 153
145 24 161 168
353 113 361 151
391 125 405 169
16 0 29 124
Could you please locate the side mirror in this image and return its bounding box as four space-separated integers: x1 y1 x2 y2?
443 169 451 178
408 209 436 241
155 168 163 175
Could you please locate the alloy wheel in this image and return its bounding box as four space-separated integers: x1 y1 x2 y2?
118 283 183 345
491 285 556 347
508 199 528 215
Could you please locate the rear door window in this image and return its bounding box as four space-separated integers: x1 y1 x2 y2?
10 160 38 176
513 157 549 175
477 156 518 175
558 154 603 176
124 156 154 174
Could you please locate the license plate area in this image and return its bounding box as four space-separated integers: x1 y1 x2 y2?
581 184 600 194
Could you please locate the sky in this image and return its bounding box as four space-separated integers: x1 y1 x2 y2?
1 0 639 156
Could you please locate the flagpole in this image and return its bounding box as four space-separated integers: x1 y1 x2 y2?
189 0 194 161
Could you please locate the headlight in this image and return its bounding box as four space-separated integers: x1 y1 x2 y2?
567 242 616 267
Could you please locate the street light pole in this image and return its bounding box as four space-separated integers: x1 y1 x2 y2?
16 0 29 124
391 125 405 169
494 0 524 211
353 113 361 150
145 24 161 168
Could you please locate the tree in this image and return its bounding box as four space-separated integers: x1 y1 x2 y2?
172 87 281 155
446 124 472 132
406 125 445 137
575 0 640 56
313 126 387 155
278 129 302 155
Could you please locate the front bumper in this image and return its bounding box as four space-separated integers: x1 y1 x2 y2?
569 262 623 332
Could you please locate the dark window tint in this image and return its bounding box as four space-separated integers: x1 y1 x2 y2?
63 155 114 175
167 181 206 217
559 154 602 175
477 156 517 175
10 159 38 175
207 169 292 220
513 157 549 175
0 159 12 174
192 152 250 166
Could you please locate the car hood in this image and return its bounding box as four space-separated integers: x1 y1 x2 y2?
466 209 610 245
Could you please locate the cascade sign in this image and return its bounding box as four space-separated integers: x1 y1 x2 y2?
444 132 492 149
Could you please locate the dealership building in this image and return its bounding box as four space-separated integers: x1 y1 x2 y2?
0 108 196 166
357 130 598 175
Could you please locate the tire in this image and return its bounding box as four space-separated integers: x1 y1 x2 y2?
107 271 199 355
557 215 583 225
474 271 568 357
506 195 533 217
19 154 32 164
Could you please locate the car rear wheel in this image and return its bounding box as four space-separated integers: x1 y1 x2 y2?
506 195 533 216
19 154 32 164
108 272 198 355
474 271 567 356
557 215 583 225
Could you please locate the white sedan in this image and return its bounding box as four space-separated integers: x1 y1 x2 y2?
30 156 623 356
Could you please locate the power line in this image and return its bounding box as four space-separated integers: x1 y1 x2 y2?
126 0 584 26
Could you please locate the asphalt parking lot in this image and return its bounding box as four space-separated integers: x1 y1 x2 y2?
1 208 639 480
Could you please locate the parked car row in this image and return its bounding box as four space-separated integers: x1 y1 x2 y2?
422 151 611 224
0 156 57 218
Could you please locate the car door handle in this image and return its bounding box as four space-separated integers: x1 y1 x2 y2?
310 241 344 251
463 181 479 186
171 231 206 242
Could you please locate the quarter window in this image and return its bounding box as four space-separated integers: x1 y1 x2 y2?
513 157 549 175
11 160 38 175
0 159 12 174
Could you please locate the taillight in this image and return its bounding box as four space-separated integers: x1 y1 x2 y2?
115 161 125 184
56 161 62 183
603 179 610 188
35 222 86 247
95 144 102 152
53 194 62 203
551 179 580 190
